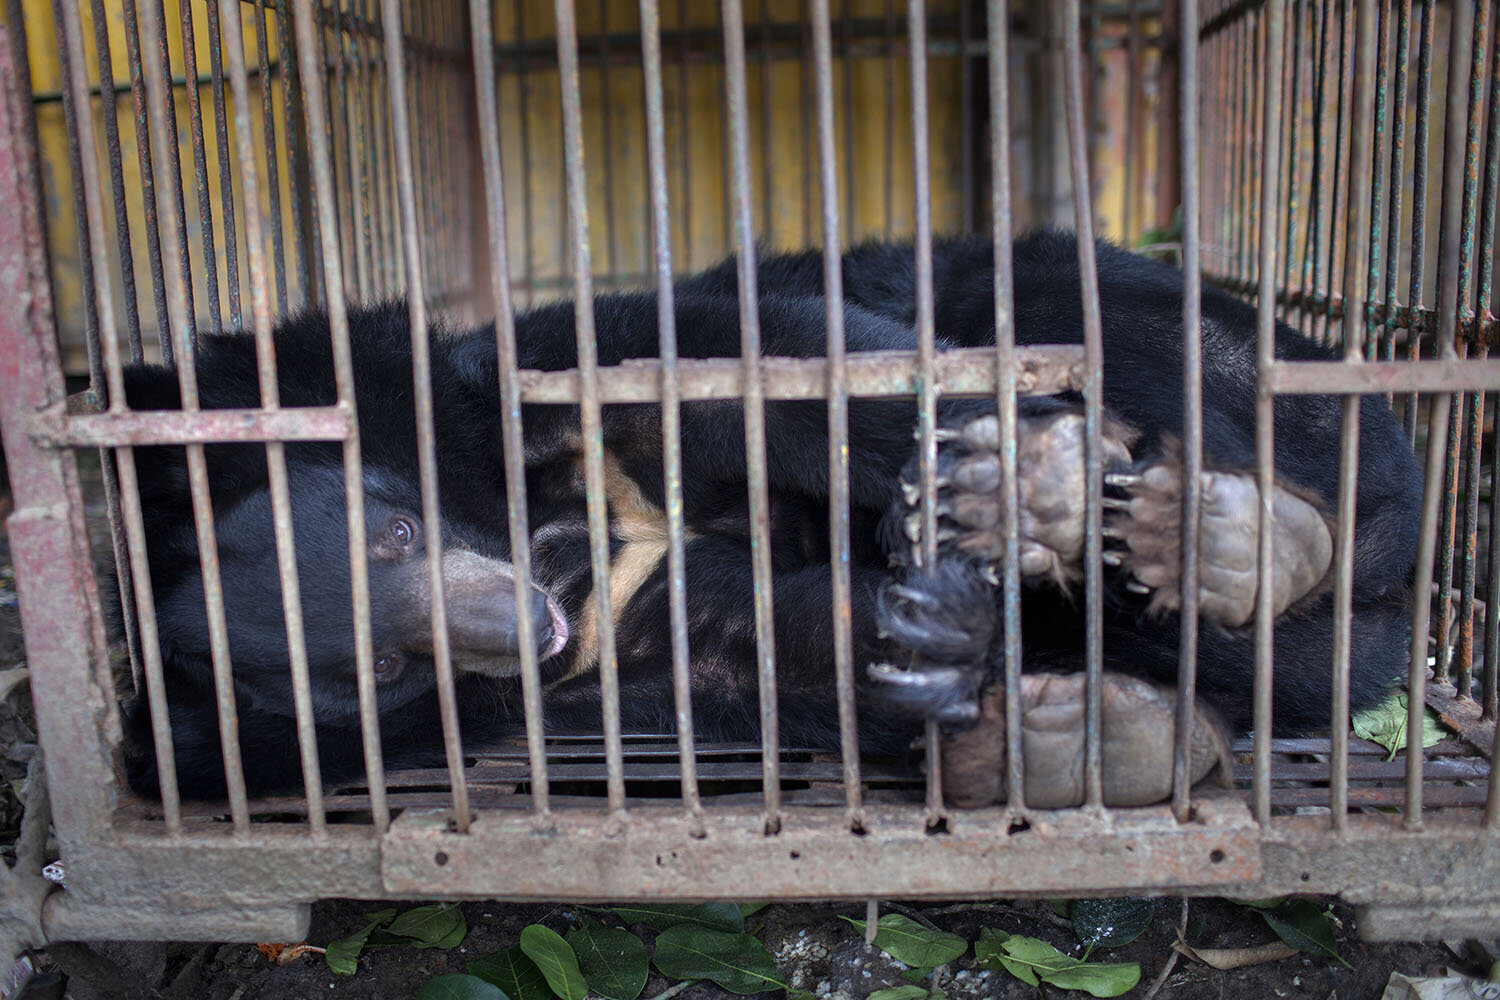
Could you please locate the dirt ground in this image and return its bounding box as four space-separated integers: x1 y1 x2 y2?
0 445 1485 1000
24 896 1477 999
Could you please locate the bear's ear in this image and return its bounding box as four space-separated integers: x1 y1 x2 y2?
122 363 184 411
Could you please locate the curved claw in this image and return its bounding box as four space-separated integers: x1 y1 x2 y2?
886 583 944 611
1126 580 1152 595
1105 472 1144 489
867 662 968 689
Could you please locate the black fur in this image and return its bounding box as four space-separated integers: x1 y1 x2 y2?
120 232 1423 799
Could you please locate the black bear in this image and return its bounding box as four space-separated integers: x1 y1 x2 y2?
119 231 1424 806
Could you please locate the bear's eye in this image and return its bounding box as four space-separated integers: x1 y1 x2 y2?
389 517 416 547
373 653 405 681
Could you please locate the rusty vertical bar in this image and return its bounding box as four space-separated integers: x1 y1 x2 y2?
330 0 357 298
349 0 378 297
721 0 781 832
243 0 384 831
1278 0 1304 326
1228 14 1249 280
87 0 144 358
424 3 447 300
556 0 630 819
884 0 896 233
140 0 264 831
428 3 457 301
333 1 358 298
0 10 122 847
511 1 535 300
376 0 472 829
141 0 258 827
1297 0 1330 341
179 1 224 335
756 3 774 240
236 0 384 834
1381 0 1412 373
118 0 173 357
907 0 947 826
52 5 101 396
1363 0 1391 363
1324 1 1350 343
1452 0 1493 701
366 0 393 297
1122 0 1141 243
294 0 405 833
203 0 241 329
468 0 552 819
1403 0 1435 442
986 0 1025 816
1433 0 1490 688
1246 11 1263 286
57 0 183 821
1253 0 1287 828
1082 0 1096 204
1170 0 1202 824
340 0 370 299
598 0 619 286
800 3 814 245
635 0 701 825
1480 9 1500 726
1158 0 1181 239
1408 0 1478 827
80 0 145 697
255 0 290 312
148 0 198 342
842 0 854 243
958 0 972 232
810 0 864 829
717 2 732 246
1061 0 1107 810
380 0 404 296
1327 0 1377 831
675 0 692 269
275 0 313 307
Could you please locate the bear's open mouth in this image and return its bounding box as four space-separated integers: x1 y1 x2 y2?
543 595 569 659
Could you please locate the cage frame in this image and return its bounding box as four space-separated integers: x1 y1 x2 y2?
0 0 1499 952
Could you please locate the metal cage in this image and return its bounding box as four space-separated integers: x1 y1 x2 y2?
0 0 1498 952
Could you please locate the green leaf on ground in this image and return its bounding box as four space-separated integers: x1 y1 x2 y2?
841 914 967 968
324 921 378 976
388 903 467 949
651 925 784 995
867 987 932 1000
976 928 1140 997
1255 900 1351 968
518 924 588 1000
1352 693 1445 760
612 902 744 933
1071 897 1155 950
567 916 649 1000
415 974 509 1000
467 946 551 1000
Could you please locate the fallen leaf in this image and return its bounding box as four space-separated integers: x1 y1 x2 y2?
1171 939 1299 970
